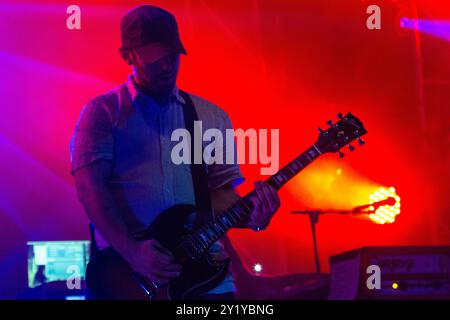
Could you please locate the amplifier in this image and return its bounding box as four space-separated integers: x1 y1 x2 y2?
328 246 450 300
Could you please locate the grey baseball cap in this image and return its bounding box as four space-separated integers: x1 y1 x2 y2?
120 4 187 54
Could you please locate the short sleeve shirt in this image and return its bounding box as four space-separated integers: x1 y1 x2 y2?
70 76 244 230
70 76 244 293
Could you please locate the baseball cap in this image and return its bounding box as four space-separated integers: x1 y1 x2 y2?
120 4 187 55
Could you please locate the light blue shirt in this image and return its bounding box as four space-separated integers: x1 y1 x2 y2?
70 76 244 294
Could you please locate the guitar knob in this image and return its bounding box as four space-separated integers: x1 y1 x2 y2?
338 151 345 158
348 144 355 152
337 112 343 119
358 138 365 146
327 120 333 126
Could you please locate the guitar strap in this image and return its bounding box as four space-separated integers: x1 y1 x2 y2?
178 90 214 229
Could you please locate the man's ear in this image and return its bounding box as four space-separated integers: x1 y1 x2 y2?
119 48 134 66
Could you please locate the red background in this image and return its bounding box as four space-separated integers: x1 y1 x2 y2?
0 0 449 298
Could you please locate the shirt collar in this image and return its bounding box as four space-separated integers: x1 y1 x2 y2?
125 75 185 105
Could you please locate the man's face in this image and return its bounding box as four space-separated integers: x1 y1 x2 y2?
127 43 181 93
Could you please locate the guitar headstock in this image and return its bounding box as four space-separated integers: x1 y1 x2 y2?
315 113 367 157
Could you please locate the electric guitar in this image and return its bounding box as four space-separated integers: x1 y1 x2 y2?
86 112 367 300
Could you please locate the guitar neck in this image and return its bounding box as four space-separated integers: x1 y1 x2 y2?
190 144 322 250
265 144 322 191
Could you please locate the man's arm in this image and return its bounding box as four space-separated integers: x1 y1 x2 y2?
74 160 136 260
74 160 181 284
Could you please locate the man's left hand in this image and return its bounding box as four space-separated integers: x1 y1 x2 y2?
247 181 280 231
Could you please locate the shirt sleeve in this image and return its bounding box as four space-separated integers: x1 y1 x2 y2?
69 99 114 175
207 112 245 190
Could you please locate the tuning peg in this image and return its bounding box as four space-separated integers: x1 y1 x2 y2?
358 138 365 146
337 112 343 119
338 151 345 158
318 127 323 133
348 144 355 152
327 120 333 126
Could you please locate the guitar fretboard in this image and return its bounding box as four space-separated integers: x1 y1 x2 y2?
181 144 322 257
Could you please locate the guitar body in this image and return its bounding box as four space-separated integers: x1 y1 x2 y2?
86 204 230 300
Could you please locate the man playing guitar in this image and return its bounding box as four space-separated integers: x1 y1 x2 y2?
70 4 280 300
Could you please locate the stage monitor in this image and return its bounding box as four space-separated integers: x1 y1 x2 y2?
27 241 90 289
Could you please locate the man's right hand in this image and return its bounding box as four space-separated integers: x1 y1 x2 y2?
127 239 182 285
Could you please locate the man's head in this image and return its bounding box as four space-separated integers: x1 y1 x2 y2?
119 5 187 94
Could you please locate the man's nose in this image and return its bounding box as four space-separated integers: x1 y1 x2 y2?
160 55 175 71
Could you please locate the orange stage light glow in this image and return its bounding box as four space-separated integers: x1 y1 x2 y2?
286 159 401 225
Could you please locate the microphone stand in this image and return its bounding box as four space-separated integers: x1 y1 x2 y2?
291 207 373 274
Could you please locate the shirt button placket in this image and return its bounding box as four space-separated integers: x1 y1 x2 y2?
160 107 173 206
